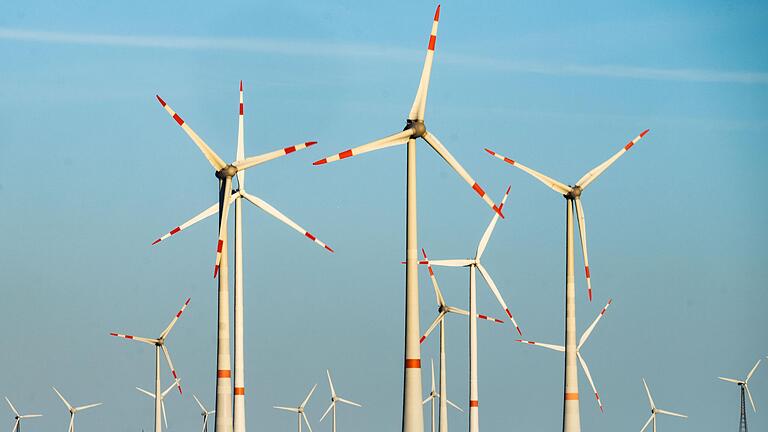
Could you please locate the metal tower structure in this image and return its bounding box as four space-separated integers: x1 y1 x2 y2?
739 384 748 432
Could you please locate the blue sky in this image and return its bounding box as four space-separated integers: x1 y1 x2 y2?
1 1 767 431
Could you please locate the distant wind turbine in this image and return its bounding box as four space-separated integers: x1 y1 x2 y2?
639 378 687 432
319 370 361 432
192 394 215 432
274 384 317 432
136 379 181 430
422 359 462 432
52 387 102 432
4 397 42 432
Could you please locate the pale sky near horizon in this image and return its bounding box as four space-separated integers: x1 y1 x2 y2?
1 1 767 431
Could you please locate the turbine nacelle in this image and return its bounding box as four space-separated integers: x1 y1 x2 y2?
215 165 238 179
405 120 427 138
564 186 582 199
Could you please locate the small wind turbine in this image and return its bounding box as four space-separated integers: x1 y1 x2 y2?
5 397 42 432
192 394 215 432
274 384 317 432
639 378 687 432
110 298 190 432
718 359 761 429
422 359 462 432
136 379 181 430
516 299 613 412
52 387 102 432
319 370 361 432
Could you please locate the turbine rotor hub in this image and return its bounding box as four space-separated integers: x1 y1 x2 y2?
216 165 238 179
406 120 426 138
565 186 582 199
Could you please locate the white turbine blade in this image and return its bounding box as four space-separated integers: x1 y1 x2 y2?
160 298 191 339
476 185 511 259
446 306 469 316
577 352 603 412
745 384 757 412
5 397 19 416
656 408 687 419
717 377 740 384
515 339 565 352
233 141 317 171
12 418 19 432
301 384 318 409
476 263 521 335
193 394 206 413
642 378 655 410
326 370 336 398
408 4 441 121
162 400 168 429
52 387 73 411
430 359 436 392
302 412 313 432
578 298 612 350
151 196 238 246
422 395 431 405
421 249 446 307
163 379 181 397
312 129 412 165
213 176 233 278
485 148 571 195
574 198 593 301
422 131 503 217
75 402 102 411
273 406 299 413
67 415 74 432
337 397 362 408
108 333 157 345
162 345 183 394
446 399 463 412
241 191 334 253
640 414 654 432
319 402 334 422
135 387 155 399
746 359 761 383
428 259 473 267
420 312 446 344
236 81 245 188
19 414 42 419
576 129 650 190
155 95 227 171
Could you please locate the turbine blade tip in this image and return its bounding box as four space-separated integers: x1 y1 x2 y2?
213 265 219 278
313 159 327 166
324 245 335 253
156 95 166 106
306 141 318 147
239 80 243 91
494 205 505 219
185 298 191 305
516 326 522 336
640 129 650 137
420 336 426 344
506 185 511 194
434 4 441 20
151 238 161 245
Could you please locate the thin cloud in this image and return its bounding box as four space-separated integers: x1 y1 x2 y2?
2 28 767 85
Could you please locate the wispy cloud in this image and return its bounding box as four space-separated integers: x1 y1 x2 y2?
2 28 767 85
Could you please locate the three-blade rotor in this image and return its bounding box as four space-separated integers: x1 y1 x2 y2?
640 378 687 432
718 359 761 412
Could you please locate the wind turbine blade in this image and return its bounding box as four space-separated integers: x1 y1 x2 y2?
408 4 440 121
68 415 74 432
428 259 473 267
476 263 521 335
301 384 318 409
155 95 227 170
421 249 446 307
302 412 313 432
161 345 183 394
135 387 155 398
20 414 42 419
745 384 757 412
576 129 650 190
574 198 593 301
108 333 157 345
446 306 470 316
214 176 233 278
273 406 299 413
578 299 612 350
151 196 237 246
319 402 334 422
240 191 334 252
160 298 191 339
642 378 655 410
515 339 565 352
717 377 740 384
476 312 505 324
577 352 603 412
422 131 503 217
476 185 511 259
422 396 431 405
312 129 412 165
236 81 245 188
233 141 317 171
485 148 571 195
656 408 687 419
5 397 19 416
640 414 654 432
12 419 19 432
52 387 73 411
746 359 761 382
420 312 446 344
446 399 463 412
162 400 168 429
75 403 102 411
163 379 181 397
193 394 206 413
326 370 336 398
337 397 362 408
430 359 436 392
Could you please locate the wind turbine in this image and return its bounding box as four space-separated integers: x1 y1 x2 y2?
136 379 181 430
639 378 687 432
516 299 613 413
319 370 361 432
418 251 501 432
312 6 502 430
420 185 518 432
110 298 190 432
485 129 650 431
193 395 216 432
153 82 332 432
718 359 761 429
422 359 462 432
274 384 317 432
52 387 102 432
5 397 42 432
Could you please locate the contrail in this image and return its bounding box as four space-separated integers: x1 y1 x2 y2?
2 28 766 84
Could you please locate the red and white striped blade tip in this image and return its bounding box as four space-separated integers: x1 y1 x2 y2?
156 95 167 106
505 309 522 335
240 80 243 91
